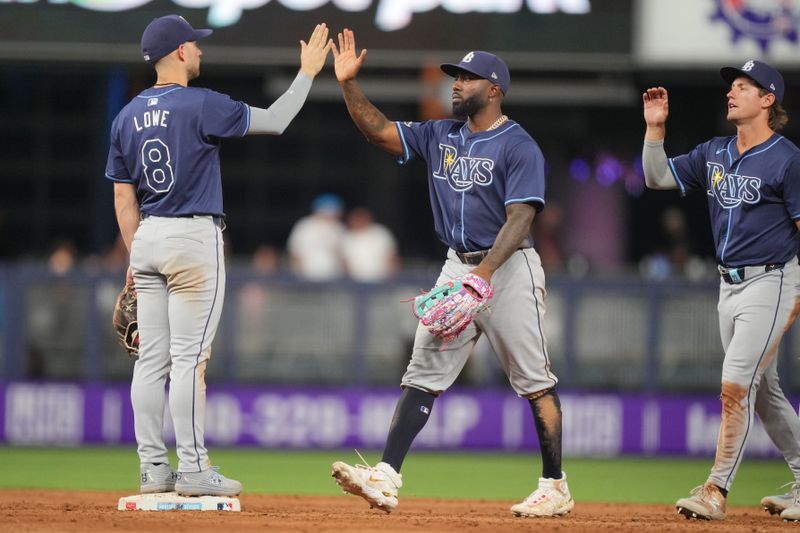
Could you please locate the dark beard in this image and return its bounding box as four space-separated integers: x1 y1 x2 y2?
452 94 484 118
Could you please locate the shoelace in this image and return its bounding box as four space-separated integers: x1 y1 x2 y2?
689 485 709 498
689 484 723 507
353 449 373 471
352 450 398 489
208 466 224 484
352 449 381 476
775 481 800 502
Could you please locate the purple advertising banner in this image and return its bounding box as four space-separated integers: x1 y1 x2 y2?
0 382 792 457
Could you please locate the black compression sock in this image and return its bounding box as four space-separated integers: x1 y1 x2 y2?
528 389 563 480
381 387 436 472
717 486 728 497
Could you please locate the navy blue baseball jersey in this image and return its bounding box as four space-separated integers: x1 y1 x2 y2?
105 85 250 217
396 119 545 252
668 133 800 266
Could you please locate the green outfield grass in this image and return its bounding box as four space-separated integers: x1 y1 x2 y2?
0 447 792 506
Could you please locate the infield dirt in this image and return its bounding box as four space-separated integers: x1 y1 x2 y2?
0 489 796 532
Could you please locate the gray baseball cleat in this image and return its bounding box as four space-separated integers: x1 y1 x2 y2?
676 483 727 520
762 482 800 516
140 463 178 494
782 504 800 522
175 466 242 497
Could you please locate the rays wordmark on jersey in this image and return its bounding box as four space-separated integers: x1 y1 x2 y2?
433 143 494 192
706 162 761 208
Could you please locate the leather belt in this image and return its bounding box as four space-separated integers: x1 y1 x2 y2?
455 248 530 266
455 249 490 265
141 213 226 229
718 263 784 284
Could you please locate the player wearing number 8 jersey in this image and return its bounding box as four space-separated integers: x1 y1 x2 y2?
105 15 331 496
642 60 800 521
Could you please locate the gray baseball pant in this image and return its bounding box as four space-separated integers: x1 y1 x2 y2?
129 216 225 473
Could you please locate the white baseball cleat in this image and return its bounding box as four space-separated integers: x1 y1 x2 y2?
676 483 727 520
511 472 574 518
331 454 403 513
761 481 800 516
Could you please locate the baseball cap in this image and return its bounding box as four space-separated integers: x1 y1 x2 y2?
311 193 344 215
440 51 510 94
141 15 212 64
720 59 784 104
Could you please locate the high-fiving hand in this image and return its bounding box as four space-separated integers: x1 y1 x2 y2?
300 23 333 78
332 28 367 82
643 86 669 127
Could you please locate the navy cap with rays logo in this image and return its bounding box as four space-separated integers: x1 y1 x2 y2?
440 51 511 94
720 59 785 104
141 15 213 64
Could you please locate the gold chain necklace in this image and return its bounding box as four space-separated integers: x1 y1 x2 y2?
487 114 509 131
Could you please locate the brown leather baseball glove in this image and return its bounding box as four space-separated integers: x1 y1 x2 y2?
112 282 139 359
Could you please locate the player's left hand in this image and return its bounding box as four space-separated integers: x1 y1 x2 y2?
299 23 333 78
468 266 493 291
332 28 367 82
411 273 494 344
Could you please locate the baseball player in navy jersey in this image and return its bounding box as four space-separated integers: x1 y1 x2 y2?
329 29 572 518
642 60 800 521
105 15 332 496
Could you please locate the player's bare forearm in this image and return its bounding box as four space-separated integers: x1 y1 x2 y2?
113 183 140 253
341 79 386 134
645 124 666 141
340 79 402 155
473 203 536 282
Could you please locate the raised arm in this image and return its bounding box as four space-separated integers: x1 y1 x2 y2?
642 87 679 190
247 23 332 135
331 28 402 155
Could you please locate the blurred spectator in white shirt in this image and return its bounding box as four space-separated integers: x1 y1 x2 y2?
341 207 399 282
287 193 346 280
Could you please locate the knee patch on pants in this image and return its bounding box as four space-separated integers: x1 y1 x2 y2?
720 381 748 416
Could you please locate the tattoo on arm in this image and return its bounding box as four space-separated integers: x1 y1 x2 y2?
341 79 390 141
483 203 536 272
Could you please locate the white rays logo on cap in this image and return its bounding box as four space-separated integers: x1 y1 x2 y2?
491 72 498 79
742 60 755 71
462 52 474 63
